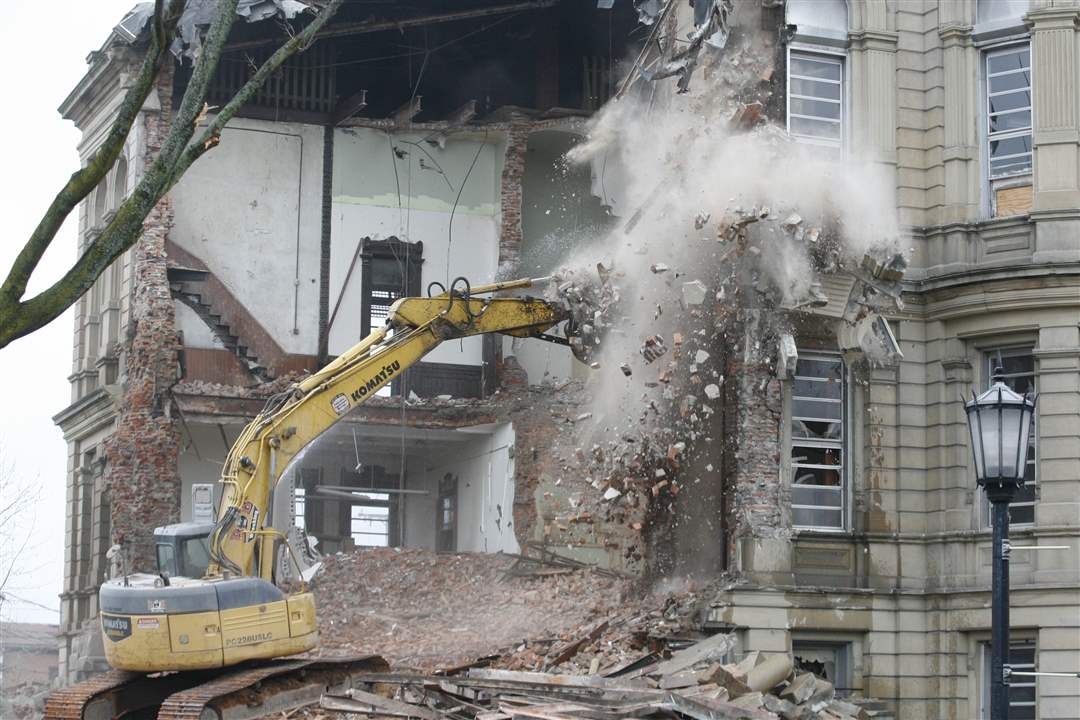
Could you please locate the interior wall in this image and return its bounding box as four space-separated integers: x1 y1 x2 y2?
177 422 244 522
415 423 519 554
170 118 325 356
329 127 506 364
403 468 438 550
515 129 610 383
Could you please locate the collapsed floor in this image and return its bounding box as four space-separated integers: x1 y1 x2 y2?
298 547 893 720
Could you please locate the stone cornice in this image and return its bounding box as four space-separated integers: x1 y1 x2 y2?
848 29 899 52
1025 6 1080 31
52 387 116 435
938 22 975 46
918 278 1080 320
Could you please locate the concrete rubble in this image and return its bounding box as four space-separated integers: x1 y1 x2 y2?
301 547 891 720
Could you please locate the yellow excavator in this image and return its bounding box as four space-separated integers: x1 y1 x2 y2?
44 277 597 718
96 276 585 674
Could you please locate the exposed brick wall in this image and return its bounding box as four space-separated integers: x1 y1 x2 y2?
103 65 183 574
725 311 787 563
497 119 531 279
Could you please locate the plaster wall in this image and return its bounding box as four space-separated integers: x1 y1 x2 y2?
170 118 325 356
174 301 221 349
414 423 519 554
403 467 438 550
329 127 505 365
176 422 245 522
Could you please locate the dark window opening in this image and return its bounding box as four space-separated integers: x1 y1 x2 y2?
437 473 458 552
193 2 637 124
360 237 422 397
793 641 852 699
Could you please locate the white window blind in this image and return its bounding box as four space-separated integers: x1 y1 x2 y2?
986 44 1032 178
790 354 846 530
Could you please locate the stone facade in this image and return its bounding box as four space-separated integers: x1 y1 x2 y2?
51 3 1078 717
712 2 1080 718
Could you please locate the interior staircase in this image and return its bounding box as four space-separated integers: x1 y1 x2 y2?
167 266 273 382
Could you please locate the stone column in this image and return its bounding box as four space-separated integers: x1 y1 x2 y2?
1026 5 1080 262
939 24 981 224
1032 324 1080 533
848 28 899 168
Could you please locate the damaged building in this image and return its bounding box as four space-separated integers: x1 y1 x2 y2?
52 1 1079 718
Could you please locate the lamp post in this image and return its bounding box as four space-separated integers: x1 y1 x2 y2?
964 367 1037 720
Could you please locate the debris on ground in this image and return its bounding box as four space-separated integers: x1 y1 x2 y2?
303 548 894 719
313 547 638 671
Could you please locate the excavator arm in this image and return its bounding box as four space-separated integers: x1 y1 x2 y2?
208 277 571 581
94 276 584 676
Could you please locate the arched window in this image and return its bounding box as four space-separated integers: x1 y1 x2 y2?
112 156 128 209
786 0 848 39
93 181 108 227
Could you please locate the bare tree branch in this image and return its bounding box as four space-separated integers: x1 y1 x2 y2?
0 0 185 311
169 0 346 186
0 1 344 349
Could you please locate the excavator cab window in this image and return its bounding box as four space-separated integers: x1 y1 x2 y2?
156 544 177 577
153 523 215 579
181 535 211 578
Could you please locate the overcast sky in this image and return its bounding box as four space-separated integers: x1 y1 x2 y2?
0 0 137 625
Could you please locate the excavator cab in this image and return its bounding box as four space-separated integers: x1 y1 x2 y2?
154 523 214 581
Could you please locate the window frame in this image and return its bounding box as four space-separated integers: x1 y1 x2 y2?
349 493 391 547
788 351 850 532
786 46 847 157
359 237 423 338
981 347 1038 528
984 42 1033 181
792 639 853 699
979 638 1037 719
293 486 306 531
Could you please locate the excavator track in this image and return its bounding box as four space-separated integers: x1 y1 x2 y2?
43 670 137 719
43 656 386 720
156 656 387 720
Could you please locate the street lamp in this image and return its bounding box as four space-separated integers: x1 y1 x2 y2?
965 367 1037 720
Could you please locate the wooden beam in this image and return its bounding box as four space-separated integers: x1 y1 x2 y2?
226 1 560 51
446 99 478 126
392 95 422 124
332 89 367 126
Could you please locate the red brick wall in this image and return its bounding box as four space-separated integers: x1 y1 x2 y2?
103 66 183 573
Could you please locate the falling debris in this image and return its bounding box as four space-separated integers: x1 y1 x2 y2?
640 335 668 363
603 487 622 501
620 362 633 377
681 280 708 306
650 263 670 274
778 334 798 378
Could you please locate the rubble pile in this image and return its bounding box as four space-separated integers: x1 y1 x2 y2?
173 370 312 399
0 680 52 720
310 654 888 720
313 547 638 670
301 549 892 719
